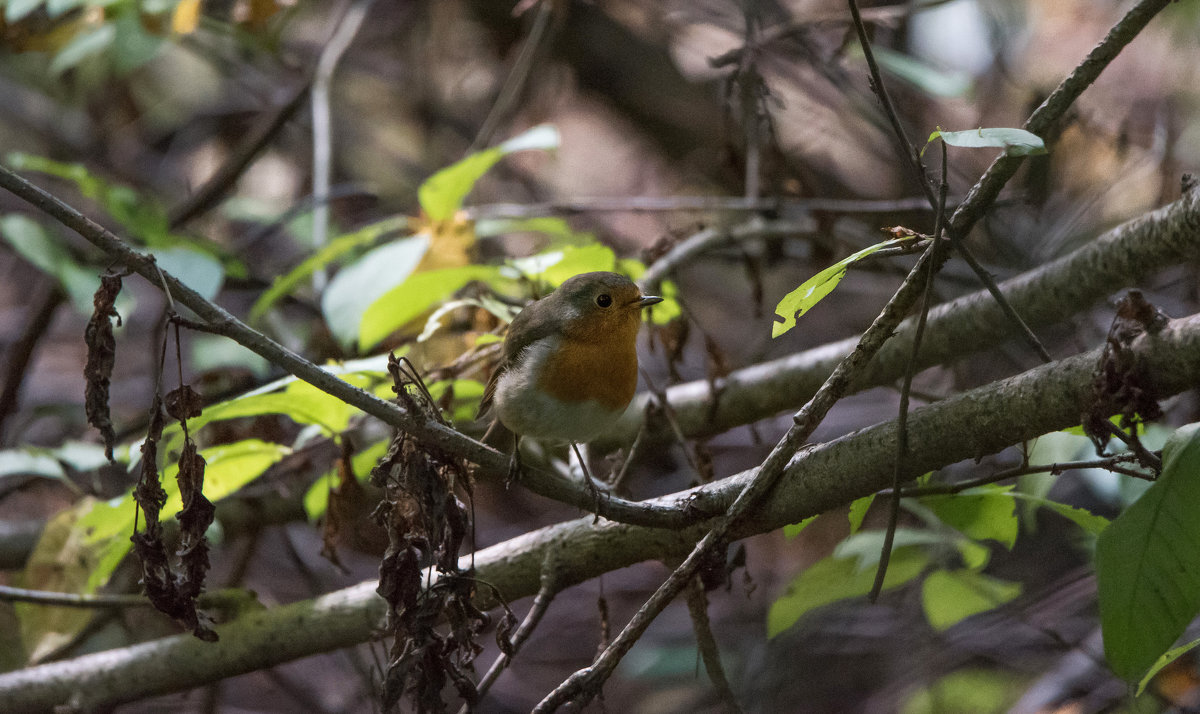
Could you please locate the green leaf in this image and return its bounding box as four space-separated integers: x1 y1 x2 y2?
6 0 44 23
425 378 486 425
783 514 818 539
1098 422 1200 682
109 8 163 75
870 46 973 98
0 448 66 482
1007 492 1109 537
1137 636 1200 696
358 264 501 350
474 216 594 246
51 23 117 75
507 243 618 288
922 486 1019 549
75 439 290 593
927 127 1047 157
848 494 875 534
901 669 1026 714
164 374 374 449
772 236 910 338
320 234 431 348
250 215 412 323
152 245 225 301
767 546 928 637
419 124 559 221
921 570 1022 632
303 438 390 522
833 527 949 571
6 153 176 245
0 214 97 313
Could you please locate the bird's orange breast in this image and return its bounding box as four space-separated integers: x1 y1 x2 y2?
536 337 638 411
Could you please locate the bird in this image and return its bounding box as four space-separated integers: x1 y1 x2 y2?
477 271 662 484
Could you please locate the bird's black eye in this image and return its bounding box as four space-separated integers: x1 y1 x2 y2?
595 293 613 308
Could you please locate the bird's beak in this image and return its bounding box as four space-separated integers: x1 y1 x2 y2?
638 295 664 308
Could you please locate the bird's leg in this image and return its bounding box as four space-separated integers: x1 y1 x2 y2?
506 434 523 487
570 442 603 519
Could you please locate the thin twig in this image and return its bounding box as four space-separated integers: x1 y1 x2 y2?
869 145 948 603
897 454 1152 497
684 577 742 714
311 0 375 290
465 195 939 220
738 3 764 202
641 217 814 289
845 0 1052 364
0 281 63 442
463 549 564 712
471 0 555 151
167 82 312 228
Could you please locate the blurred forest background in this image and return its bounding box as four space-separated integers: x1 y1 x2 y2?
1 0 1199 712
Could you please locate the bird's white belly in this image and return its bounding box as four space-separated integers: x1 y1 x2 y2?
494 337 626 443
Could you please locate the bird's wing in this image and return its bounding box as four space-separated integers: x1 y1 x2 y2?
475 298 556 420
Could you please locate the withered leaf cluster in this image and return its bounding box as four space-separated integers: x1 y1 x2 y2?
83 272 124 461
132 381 218 641
1083 289 1169 456
372 354 488 713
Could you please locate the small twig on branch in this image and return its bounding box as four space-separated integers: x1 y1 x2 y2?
463 549 564 712
311 0 376 290
684 577 742 714
897 454 1153 497
641 217 815 289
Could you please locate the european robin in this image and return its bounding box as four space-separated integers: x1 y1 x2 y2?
477 271 662 455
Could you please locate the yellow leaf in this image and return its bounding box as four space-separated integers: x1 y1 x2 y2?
172 0 203 35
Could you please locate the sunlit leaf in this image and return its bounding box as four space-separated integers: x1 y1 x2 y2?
783 514 818 539
927 127 1046 157
172 0 202 33
848 494 875 534
250 215 411 323
922 485 1019 549
921 570 1021 631
1098 423 1200 682
320 233 431 348
74 439 290 594
772 236 910 338
419 124 560 222
358 264 501 350
1007 492 1109 537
